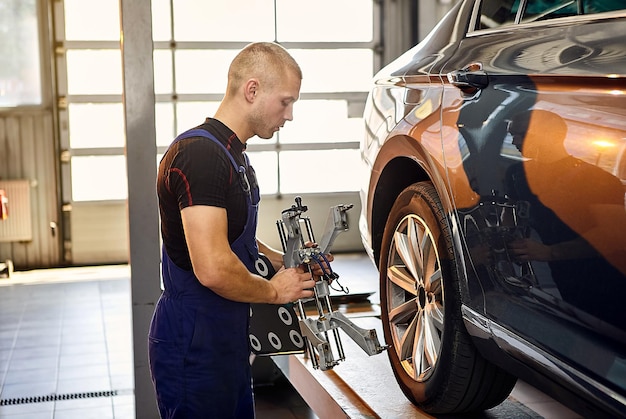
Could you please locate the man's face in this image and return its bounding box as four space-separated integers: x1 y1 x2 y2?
249 71 301 140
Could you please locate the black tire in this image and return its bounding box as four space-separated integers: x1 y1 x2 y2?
379 182 516 414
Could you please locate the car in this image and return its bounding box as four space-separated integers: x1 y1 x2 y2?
358 0 626 417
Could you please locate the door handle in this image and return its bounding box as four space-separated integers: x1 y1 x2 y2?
447 62 489 90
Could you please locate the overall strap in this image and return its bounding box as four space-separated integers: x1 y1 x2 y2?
174 128 251 194
174 128 239 172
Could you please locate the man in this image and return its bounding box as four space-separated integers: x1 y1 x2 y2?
149 42 316 418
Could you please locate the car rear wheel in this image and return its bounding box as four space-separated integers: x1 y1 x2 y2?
379 182 516 414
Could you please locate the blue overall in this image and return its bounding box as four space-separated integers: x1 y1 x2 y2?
149 129 260 418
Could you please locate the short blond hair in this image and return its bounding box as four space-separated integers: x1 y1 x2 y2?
227 42 302 95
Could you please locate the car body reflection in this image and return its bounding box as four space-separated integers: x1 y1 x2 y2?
359 0 626 417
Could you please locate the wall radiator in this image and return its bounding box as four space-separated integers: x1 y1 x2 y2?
0 180 32 242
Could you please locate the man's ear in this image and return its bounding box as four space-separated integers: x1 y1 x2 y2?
244 79 259 103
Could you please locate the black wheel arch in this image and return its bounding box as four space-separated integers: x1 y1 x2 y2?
370 156 464 268
371 156 429 266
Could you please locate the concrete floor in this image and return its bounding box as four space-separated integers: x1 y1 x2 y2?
0 254 581 418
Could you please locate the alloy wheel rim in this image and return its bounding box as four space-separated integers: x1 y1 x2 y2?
386 214 444 382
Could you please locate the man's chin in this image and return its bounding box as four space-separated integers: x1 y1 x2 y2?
258 129 278 140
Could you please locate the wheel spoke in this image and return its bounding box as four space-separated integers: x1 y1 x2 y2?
427 267 443 296
408 217 425 281
389 298 418 326
387 265 418 295
423 309 441 367
429 300 445 331
412 313 426 378
394 228 422 283
398 312 418 361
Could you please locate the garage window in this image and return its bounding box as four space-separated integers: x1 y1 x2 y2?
58 0 377 202
0 0 42 107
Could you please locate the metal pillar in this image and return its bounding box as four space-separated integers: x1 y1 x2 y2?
119 0 161 417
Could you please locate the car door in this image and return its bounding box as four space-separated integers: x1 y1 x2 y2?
438 0 626 403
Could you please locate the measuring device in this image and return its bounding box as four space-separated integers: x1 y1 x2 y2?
276 196 386 370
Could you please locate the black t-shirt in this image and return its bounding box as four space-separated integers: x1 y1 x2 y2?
157 118 256 271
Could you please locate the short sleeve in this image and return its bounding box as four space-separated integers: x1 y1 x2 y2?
166 138 232 211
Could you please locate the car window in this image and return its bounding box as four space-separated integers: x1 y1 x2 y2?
522 0 626 22
522 0 578 22
477 0 521 29
581 0 626 13
476 0 626 30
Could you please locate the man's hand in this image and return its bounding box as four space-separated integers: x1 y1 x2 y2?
269 266 316 304
508 238 551 262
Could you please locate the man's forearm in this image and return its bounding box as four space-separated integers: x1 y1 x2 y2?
196 248 279 303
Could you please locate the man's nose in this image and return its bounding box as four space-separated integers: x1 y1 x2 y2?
285 105 294 121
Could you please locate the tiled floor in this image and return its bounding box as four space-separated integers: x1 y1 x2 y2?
0 254 580 418
0 262 316 419
0 267 136 419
